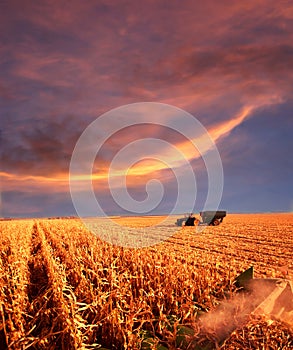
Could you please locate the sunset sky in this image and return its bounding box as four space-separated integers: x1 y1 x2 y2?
1 0 293 218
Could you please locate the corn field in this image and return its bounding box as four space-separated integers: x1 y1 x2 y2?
0 214 292 349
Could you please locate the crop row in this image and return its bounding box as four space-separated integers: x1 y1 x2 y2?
0 214 292 349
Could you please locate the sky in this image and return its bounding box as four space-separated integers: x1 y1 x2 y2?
1 0 293 218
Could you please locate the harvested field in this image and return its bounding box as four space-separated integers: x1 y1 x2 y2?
0 213 292 349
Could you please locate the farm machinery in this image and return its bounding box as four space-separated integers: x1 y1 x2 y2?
142 267 293 349
197 266 293 348
175 210 227 227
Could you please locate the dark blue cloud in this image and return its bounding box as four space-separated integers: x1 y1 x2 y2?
2 190 74 218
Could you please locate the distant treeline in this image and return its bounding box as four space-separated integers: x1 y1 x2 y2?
0 216 77 221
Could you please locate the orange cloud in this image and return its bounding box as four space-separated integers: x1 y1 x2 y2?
0 171 69 193
1 95 283 195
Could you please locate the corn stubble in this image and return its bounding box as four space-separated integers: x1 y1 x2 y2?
0 214 292 349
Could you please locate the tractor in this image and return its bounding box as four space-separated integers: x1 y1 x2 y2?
175 211 226 226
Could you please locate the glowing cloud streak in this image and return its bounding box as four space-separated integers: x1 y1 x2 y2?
0 102 274 190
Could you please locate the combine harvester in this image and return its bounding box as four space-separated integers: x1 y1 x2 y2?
198 266 293 348
142 267 293 349
176 267 293 349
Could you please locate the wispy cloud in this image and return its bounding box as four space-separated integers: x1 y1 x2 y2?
1 101 276 192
